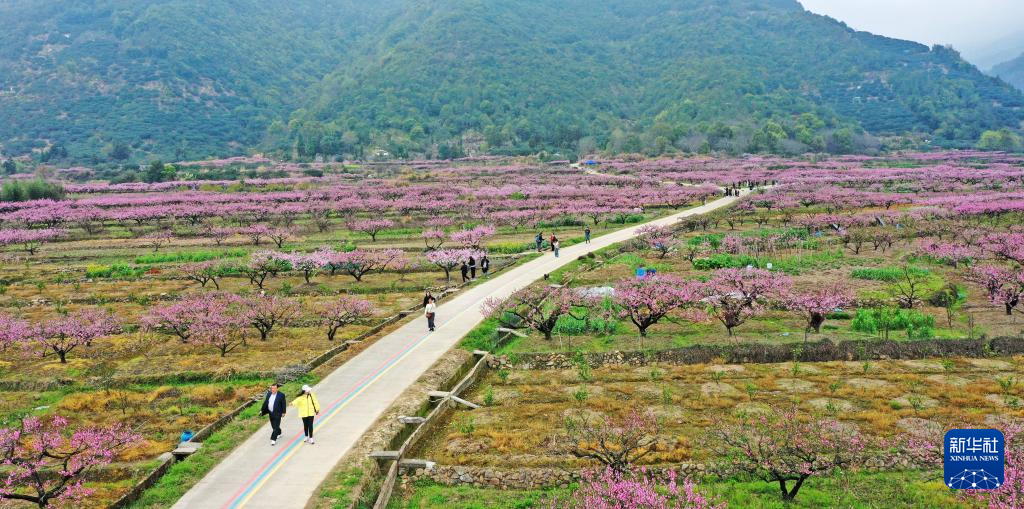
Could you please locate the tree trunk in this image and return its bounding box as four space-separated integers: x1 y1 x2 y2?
784 476 808 501
809 313 825 333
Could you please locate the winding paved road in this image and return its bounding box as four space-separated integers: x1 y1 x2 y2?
173 192 743 509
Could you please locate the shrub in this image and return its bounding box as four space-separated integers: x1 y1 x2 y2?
134 249 248 264
852 266 930 282
553 314 620 335
850 308 935 339
0 179 65 202
85 263 147 280
488 242 533 254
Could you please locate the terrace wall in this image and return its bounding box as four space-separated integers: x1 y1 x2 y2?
495 336 1024 370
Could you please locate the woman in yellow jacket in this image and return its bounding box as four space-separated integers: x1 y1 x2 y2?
292 384 321 444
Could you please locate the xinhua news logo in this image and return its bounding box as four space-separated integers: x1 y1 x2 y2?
944 429 1005 490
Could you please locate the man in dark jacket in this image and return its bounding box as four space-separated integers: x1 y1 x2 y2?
260 383 287 445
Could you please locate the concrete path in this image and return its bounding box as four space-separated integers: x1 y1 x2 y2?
172 193 742 509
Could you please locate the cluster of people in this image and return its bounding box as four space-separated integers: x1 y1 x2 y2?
258 225 606 446
536 231 569 257
260 383 321 446
459 255 490 282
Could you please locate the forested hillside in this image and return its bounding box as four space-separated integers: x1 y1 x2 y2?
993 53 1024 92
288 0 1024 159
0 0 401 162
1 0 1023 164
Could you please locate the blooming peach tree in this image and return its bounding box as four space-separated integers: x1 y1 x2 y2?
707 407 866 502
0 415 140 507
785 284 853 335
318 296 375 341
701 268 791 336
481 285 589 341
564 467 724 509
613 275 704 337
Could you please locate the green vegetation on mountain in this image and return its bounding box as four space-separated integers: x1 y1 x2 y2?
992 52 1024 92
0 0 401 162
1 0 1023 164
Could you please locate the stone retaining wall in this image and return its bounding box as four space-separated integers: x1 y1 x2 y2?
496 336 1024 370
405 450 939 491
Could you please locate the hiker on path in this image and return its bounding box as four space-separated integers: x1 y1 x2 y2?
260 383 287 446
553 238 560 258
481 255 490 277
536 232 544 252
584 227 591 244
292 385 320 444
468 256 477 279
550 234 556 251
460 262 470 283
425 296 437 332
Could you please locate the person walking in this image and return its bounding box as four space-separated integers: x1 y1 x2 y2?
549 234 556 251
292 384 320 444
553 238 560 258
460 262 469 283
535 232 544 252
422 291 433 307
584 227 591 244
425 297 437 332
260 383 287 446
468 256 477 279
480 255 490 277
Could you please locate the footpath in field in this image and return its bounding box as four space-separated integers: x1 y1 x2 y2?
172 193 743 509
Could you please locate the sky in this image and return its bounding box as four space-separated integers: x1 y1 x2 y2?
798 0 1024 69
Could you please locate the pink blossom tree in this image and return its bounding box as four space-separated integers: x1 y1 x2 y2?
481 285 589 341
967 265 1024 315
785 284 854 336
614 276 704 337
318 296 375 341
30 309 120 363
245 295 300 341
142 293 246 344
983 233 1024 265
244 224 272 246
421 228 446 250
277 249 332 284
0 313 30 350
0 415 141 508
0 228 66 255
563 408 661 473
427 248 485 284
181 261 226 289
242 251 291 289
347 218 395 242
143 230 174 252
327 248 407 282
920 240 975 268
635 225 680 259
708 406 867 502
967 423 1023 509
450 224 496 250
267 228 292 249
702 268 792 336
564 468 724 509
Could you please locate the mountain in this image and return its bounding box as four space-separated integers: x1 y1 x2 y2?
992 53 1024 92
2 0 1023 164
0 0 402 162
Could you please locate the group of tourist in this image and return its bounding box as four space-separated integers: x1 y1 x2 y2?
258 224 599 446
259 383 321 447
459 255 491 282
